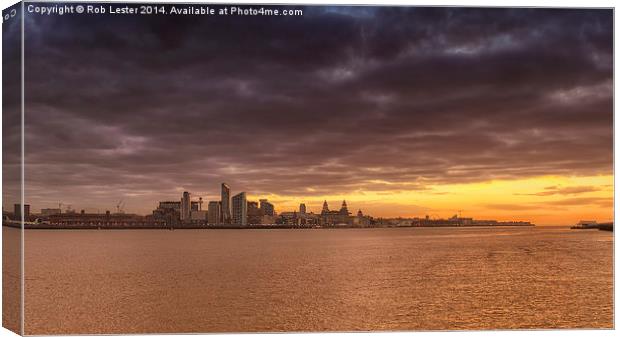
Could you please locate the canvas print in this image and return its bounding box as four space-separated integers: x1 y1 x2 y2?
1 2 614 335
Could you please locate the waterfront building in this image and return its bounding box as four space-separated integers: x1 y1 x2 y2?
280 211 299 225
24 204 31 219
320 200 352 225
13 204 30 220
278 210 319 226
260 215 277 224
153 201 181 226
207 201 221 224
158 201 181 211
180 191 191 222
40 208 62 216
247 201 262 225
158 200 198 211
412 215 495 227
48 212 165 228
155 209 179 224
353 209 371 227
231 192 247 226
259 199 274 216
221 183 231 224
303 213 320 225
190 210 207 222
299 203 306 215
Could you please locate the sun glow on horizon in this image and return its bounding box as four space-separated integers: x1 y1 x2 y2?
248 174 613 226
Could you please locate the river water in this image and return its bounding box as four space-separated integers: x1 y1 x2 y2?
12 226 613 334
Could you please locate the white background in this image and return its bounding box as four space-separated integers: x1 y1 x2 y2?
0 0 616 337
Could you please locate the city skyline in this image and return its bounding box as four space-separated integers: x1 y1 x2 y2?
14 175 611 225
4 7 612 226
17 181 533 228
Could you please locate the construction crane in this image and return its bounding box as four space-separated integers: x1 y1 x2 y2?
116 200 125 214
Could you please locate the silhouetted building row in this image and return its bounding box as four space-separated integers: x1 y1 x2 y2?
274 201 371 227
153 197 203 225
47 211 165 228
206 184 277 225
149 185 374 227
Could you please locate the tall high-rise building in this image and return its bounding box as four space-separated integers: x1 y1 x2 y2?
299 203 306 215
180 191 191 222
14 204 30 220
231 192 247 226
259 199 275 216
221 183 231 224
207 201 221 224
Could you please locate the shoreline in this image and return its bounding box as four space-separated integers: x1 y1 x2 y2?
3 224 537 230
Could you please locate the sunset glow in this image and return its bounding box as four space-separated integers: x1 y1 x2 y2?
248 174 613 225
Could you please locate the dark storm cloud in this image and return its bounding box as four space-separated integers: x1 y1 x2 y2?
3 4 23 206
20 6 613 213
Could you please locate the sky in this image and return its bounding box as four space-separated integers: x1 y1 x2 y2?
4 6 613 225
